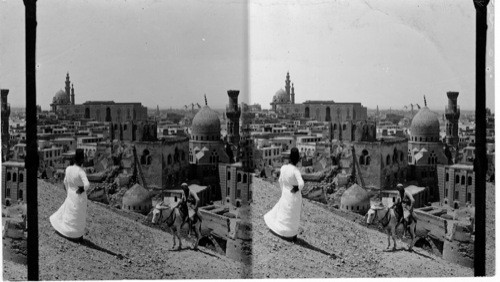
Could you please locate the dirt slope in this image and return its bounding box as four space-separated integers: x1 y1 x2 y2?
38 180 246 280
251 178 475 278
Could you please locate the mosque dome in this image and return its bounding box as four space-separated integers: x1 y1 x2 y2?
273 88 289 103
191 106 221 140
340 184 372 215
410 107 440 142
53 89 69 104
122 183 152 215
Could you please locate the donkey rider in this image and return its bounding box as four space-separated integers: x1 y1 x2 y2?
174 183 201 232
394 183 416 227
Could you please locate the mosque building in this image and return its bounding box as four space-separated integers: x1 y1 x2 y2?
270 72 368 123
407 101 450 201
50 73 148 122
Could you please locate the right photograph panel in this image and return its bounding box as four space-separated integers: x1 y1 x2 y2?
248 0 495 278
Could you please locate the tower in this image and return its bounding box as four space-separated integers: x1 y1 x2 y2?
71 84 75 105
65 72 71 102
1 89 10 161
291 83 295 104
285 72 291 101
445 91 460 147
226 90 241 146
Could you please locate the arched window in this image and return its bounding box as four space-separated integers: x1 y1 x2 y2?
141 149 150 165
446 173 449 182
18 190 23 200
19 174 24 183
243 174 248 183
359 155 365 165
13 173 17 182
237 173 242 182
304 107 310 118
227 171 231 180
455 175 460 184
333 124 337 130
7 172 11 181
461 176 465 185
325 107 331 121
468 176 472 185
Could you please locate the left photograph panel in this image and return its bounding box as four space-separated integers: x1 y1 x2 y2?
1 0 252 280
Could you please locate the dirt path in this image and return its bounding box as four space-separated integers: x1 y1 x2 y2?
251 178 474 278
38 180 245 280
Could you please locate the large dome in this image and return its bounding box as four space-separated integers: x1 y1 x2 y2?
410 107 440 142
191 106 221 139
273 88 289 103
53 89 69 104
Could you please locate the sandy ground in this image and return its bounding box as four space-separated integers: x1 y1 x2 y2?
35 180 246 280
251 177 495 278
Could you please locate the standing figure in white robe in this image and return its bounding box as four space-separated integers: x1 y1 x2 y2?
264 147 304 239
50 149 90 241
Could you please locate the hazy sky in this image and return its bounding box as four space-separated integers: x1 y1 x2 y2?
249 0 495 111
0 0 495 112
1 0 248 110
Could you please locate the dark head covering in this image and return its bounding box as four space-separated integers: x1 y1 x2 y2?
290 147 300 166
75 149 85 166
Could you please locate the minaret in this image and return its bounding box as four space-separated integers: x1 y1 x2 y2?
445 91 460 147
65 72 71 102
71 84 75 105
291 83 295 104
285 71 291 102
226 90 241 145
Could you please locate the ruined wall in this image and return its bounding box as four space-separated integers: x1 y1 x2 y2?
414 209 447 239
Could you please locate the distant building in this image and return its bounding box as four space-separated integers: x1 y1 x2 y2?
444 92 460 147
2 161 26 205
407 106 449 202
134 136 190 189
50 73 148 122
1 89 10 161
437 164 474 209
270 72 368 123
219 163 252 207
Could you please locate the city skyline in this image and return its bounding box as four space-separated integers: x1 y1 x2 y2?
249 0 495 111
1 0 248 110
1 0 495 112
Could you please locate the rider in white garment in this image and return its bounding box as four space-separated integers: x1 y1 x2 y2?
50 149 90 240
264 148 304 239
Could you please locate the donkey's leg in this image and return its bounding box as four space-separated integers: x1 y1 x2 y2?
391 227 397 250
171 228 177 249
386 231 391 249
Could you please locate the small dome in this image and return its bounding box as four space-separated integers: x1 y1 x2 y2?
191 106 221 137
122 184 152 214
53 89 69 104
273 88 289 103
340 184 372 215
410 107 440 141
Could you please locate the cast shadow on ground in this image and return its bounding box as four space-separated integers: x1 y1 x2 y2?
269 229 338 259
79 239 126 260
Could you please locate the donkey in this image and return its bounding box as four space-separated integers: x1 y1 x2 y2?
366 204 417 251
151 202 202 250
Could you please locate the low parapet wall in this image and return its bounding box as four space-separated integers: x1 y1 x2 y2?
414 209 447 240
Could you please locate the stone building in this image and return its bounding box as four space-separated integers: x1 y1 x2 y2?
50 73 148 122
219 163 252 207
270 73 368 123
188 101 231 201
2 89 10 161
122 183 152 215
437 164 474 209
353 137 408 190
134 136 190 189
2 161 26 205
444 91 460 147
407 106 449 201
340 183 372 215
109 120 158 142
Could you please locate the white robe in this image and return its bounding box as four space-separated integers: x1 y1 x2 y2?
50 165 90 238
264 164 304 238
